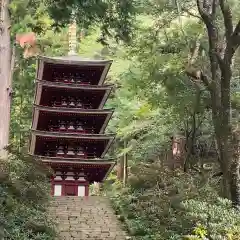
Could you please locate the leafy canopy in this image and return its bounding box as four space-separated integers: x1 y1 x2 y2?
45 0 137 43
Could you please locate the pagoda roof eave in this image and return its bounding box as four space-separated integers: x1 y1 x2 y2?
32 155 115 162
38 55 113 66
31 130 115 139
33 104 114 115
34 81 113 109
35 80 114 90
37 56 112 85
103 161 116 181
42 160 116 166
44 160 116 183
29 130 115 158
31 105 114 134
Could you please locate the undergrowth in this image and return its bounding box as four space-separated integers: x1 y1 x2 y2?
0 149 56 240
104 163 240 240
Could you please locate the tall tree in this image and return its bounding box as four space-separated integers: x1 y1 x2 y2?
132 0 240 206
0 0 12 155
191 0 240 205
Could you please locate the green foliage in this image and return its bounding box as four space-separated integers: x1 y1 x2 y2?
182 197 240 240
6 0 240 239
105 163 240 240
6 1 68 239
103 4 215 167
10 0 53 35
0 150 55 239
45 0 137 43
10 0 69 150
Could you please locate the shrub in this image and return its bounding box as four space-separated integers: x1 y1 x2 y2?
0 150 55 240
182 197 240 239
105 163 240 240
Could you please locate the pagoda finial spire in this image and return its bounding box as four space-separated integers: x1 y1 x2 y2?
68 12 77 56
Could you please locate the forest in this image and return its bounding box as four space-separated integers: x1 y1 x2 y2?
0 0 240 239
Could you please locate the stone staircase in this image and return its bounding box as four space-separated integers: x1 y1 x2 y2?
49 197 128 240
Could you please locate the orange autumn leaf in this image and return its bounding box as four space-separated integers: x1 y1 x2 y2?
16 32 40 58
16 32 36 48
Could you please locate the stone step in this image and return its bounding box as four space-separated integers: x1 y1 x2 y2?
50 196 128 240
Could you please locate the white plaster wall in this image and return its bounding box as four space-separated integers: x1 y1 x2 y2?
78 186 85 196
54 185 62 196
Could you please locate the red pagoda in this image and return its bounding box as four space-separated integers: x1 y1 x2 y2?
29 54 116 196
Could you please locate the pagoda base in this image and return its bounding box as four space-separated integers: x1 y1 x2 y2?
51 172 89 196
39 157 115 196
43 159 115 183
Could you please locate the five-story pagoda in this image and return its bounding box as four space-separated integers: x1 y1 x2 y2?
29 21 116 197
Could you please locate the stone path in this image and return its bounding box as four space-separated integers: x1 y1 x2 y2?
50 196 128 240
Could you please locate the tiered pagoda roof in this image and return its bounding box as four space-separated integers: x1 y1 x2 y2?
35 81 113 109
29 55 116 184
32 106 114 134
36 56 112 85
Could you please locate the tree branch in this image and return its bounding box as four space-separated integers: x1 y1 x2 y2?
182 7 202 20
216 51 225 72
219 0 233 40
225 21 240 61
211 0 218 17
231 21 240 49
196 0 212 25
188 34 202 65
186 69 212 91
200 71 212 90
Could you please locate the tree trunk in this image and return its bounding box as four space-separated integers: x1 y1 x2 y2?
123 139 128 186
117 156 124 181
0 0 11 156
229 130 240 207
196 0 240 206
213 96 240 202
184 87 202 171
214 122 231 198
172 134 186 169
211 67 233 198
